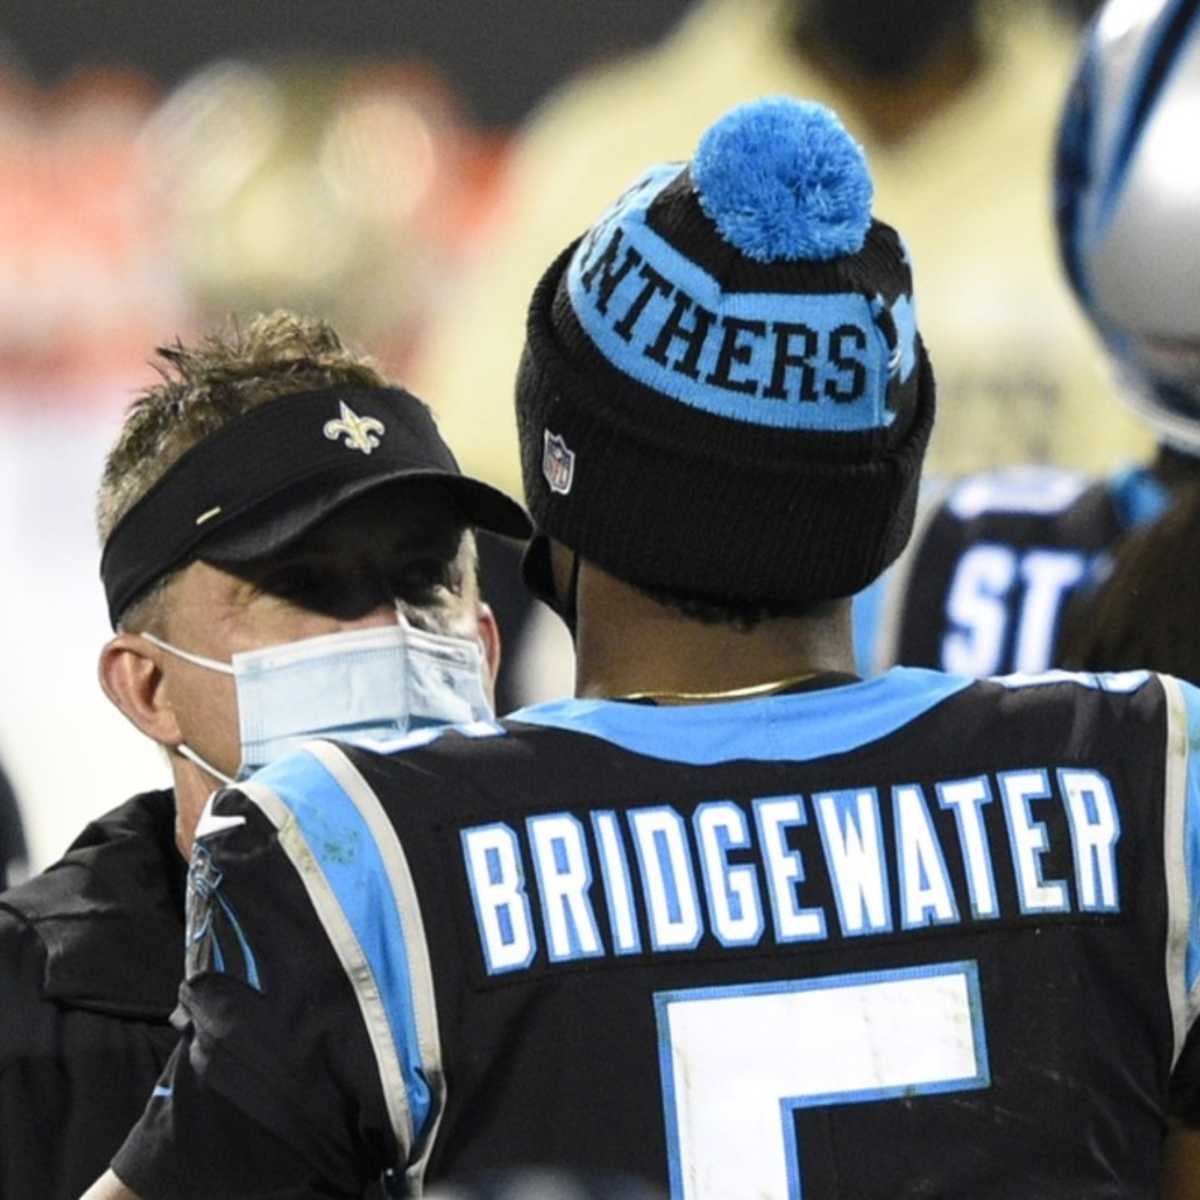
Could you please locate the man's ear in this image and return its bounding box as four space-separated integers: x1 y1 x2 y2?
98 634 182 748
475 602 502 696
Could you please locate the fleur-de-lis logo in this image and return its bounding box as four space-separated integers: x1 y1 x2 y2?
324 401 386 455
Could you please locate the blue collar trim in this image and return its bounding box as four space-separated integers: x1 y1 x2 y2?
509 667 973 766
1107 464 1169 531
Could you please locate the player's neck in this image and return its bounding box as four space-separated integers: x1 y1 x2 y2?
572 567 857 702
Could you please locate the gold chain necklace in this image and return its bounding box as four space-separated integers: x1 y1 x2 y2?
617 670 823 705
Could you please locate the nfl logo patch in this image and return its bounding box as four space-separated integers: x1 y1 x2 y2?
542 429 575 495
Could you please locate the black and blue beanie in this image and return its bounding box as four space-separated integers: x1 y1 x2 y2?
515 96 935 609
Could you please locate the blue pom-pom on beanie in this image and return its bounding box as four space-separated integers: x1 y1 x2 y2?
693 96 873 262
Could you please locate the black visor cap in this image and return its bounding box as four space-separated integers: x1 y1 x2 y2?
100 387 531 627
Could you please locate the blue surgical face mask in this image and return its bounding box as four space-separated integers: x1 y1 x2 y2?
142 609 493 785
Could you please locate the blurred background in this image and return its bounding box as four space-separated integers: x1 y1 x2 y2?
1 0 1134 874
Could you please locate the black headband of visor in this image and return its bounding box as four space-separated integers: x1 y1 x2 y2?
99 386 531 628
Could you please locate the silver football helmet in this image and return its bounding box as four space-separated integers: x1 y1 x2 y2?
1055 0 1200 453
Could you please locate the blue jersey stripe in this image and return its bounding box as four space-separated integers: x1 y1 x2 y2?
253 750 433 1141
214 892 261 990
1177 678 1200 994
510 667 973 766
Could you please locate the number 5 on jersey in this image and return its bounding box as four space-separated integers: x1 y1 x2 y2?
654 962 990 1199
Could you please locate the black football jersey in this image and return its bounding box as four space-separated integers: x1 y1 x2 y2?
856 465 1169 676
116 667 1200 1199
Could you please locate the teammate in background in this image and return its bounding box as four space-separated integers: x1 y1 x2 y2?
0 311 528 1200
417 0 1130 709
90 98 1200 1200
857 0 1200 678
0 755 28 890
1057 481 1200 679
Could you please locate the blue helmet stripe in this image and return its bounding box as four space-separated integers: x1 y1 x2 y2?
1055 24 1103 305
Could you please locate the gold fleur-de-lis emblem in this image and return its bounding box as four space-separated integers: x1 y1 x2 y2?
323 401 386 455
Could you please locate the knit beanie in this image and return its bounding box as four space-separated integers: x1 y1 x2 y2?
515 96 935 611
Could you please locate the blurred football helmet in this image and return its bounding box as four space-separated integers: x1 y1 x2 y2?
1055 0 1200 453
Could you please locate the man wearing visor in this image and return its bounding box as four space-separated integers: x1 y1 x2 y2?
88 97 1200 1200
0 310 529 1199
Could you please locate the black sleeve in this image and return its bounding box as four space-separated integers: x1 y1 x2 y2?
1170 1018 1200 1126
0 913 177 1200
112 1041 355 1200
0 762 27 889
110 791 399 1195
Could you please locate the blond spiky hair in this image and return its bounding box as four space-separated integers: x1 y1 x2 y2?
97 310 389 545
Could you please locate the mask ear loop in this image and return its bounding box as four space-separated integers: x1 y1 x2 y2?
139 630 235 675
138 632 238 785
175 743 237 787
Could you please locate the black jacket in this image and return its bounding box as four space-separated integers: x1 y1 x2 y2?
0 790 185 1200
0 761 26 892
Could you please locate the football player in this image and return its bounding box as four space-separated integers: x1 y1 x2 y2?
856 0 1200 679
88 96 1200 1200
0 310 528 1200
